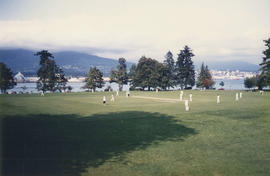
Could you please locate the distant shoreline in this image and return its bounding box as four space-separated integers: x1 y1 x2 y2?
16 77 111 83
16 75 249 84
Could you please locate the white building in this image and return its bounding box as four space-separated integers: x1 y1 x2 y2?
14 72 26 82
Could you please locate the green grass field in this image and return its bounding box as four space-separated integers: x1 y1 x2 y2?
1 90 270 176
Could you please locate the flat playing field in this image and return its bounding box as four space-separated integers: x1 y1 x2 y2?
1 90 270 176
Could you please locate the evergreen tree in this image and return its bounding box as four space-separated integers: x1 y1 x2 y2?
175 46 195 89
36 50 57 92
196 62 206 88
204 66 212 79
36 50 67 93
163 51 175 89
36 50 54 65
110 58 128 91
0 62 16 93
196 63 215 89
203 65 215 89
85 67 104 91
259 38 270 87
175 50 185 89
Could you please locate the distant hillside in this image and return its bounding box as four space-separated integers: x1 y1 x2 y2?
0 49 260 77
0 49 133 76
194 60 259 72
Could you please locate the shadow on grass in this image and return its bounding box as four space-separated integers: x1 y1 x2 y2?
1 111 197 176
202 109 265 120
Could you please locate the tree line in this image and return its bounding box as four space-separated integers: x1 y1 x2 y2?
105 45 212 91
1 39 270 93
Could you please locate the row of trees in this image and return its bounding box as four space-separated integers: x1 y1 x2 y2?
34 38 270 92
108 45 213 91
1 38 269 93
0 45 214 93
129 56 171 90
33 46 209 92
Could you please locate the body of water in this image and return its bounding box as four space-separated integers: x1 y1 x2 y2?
4 79 245 94
213 79 244 90
6 82 130 94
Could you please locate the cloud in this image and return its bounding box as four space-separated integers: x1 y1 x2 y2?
0 0 269 63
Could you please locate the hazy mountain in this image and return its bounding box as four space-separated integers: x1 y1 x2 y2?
0 49 260 77
0 49 133 76
0 49 39 76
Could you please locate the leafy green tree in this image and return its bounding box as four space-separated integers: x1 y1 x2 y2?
128 64 137 89
85 67 104 91
110 58 128 91
244 76 256 89
175 46 195 89
163 51 175 89
134 56 164 91
259 38 270 87
0 62 16 93
158 64 170 90
202 78 215 89
36 50 67 93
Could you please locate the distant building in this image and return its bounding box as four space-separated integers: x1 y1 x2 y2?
26 77 39 82
14 72 26 82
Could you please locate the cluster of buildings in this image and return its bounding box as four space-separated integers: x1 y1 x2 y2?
207 70 256 80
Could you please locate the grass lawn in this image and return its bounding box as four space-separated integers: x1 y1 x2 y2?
0 90 270 176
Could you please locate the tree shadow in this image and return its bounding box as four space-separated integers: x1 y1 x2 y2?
1 111 197 176
200 109 265 120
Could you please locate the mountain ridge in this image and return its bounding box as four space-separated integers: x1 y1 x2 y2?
0 48 259 77
0 49 133 76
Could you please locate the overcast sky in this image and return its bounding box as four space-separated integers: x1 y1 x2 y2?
0 0 269 64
